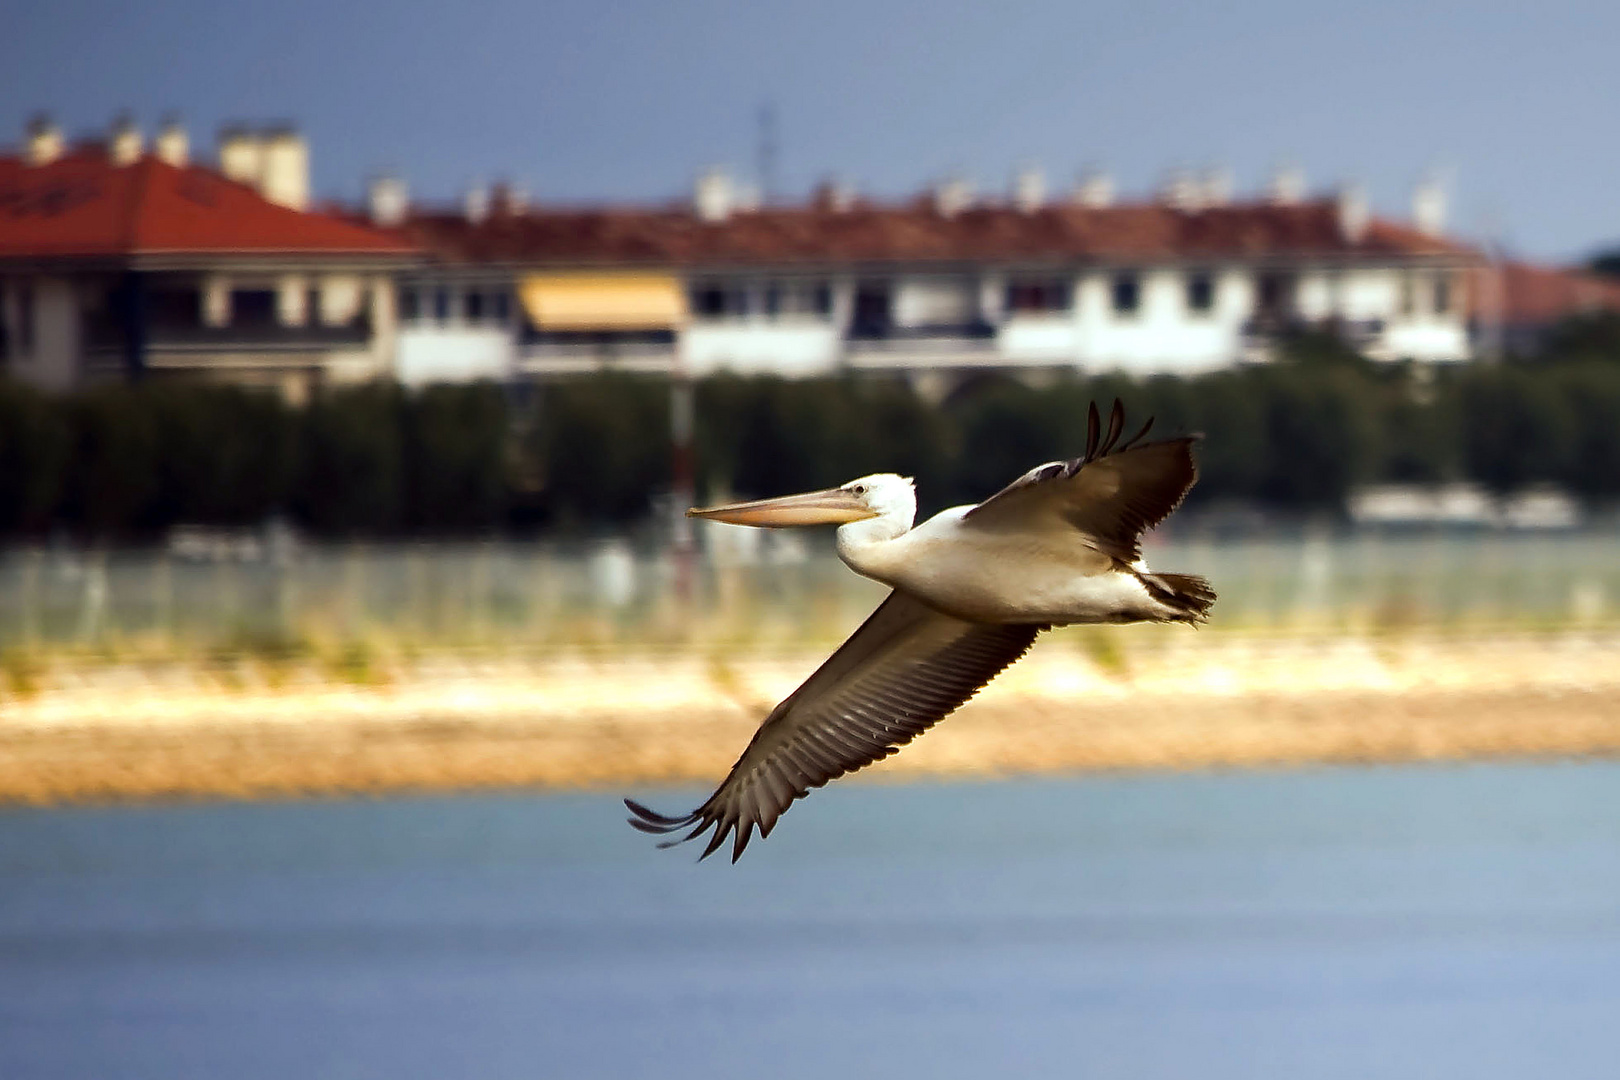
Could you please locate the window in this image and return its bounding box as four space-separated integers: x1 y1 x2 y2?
464 290 486 322
148 287 202 327
811 283 832 316
762 280 833 319
305 287 321 326
1256 273 1293 317
491 290 510 324
17 280 35 355
851 282 893 337
397 286 420 322
1399 276 1415 317
1185 272 1215 315
1006 279 1071 314
230 289 277 327
1433 274 1451 315
432 287 451 323
1111 273 1140 316
689 282 750 319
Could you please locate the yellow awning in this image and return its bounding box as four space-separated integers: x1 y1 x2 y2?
518 273 686 330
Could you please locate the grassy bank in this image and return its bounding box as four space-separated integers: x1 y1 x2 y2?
3 627 1618 805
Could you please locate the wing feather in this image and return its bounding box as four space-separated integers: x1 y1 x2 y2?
964 399 1199 563
625 591 1041 861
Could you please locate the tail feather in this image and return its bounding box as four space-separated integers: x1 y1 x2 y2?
1142 572 1216 624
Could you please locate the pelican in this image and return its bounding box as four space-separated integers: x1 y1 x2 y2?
627 400 1214 861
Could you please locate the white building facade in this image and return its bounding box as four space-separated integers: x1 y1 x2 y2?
391 175 1477 387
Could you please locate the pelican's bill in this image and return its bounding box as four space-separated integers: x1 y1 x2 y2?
687 487 876 527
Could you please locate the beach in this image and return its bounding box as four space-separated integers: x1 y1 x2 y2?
4 628 1619 804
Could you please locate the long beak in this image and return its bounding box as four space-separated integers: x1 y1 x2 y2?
687 488 878 527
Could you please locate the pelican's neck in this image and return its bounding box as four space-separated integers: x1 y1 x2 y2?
835 508 914 578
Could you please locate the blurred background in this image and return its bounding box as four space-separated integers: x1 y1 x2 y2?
3 2 1620 1078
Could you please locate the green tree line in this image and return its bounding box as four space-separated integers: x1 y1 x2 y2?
2 321 1619 540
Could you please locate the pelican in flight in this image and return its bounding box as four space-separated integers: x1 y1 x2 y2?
627 401 1214 861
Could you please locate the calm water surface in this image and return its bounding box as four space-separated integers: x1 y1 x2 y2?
2 762 1619 1079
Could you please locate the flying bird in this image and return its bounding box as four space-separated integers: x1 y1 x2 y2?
627 400 1214 861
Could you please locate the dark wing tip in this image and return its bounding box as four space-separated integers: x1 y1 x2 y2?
1100 399 1126 455
624 797 701 834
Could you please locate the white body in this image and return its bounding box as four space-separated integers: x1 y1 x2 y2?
833 482 1174 626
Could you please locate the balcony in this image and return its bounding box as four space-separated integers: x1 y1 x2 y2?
515 329 678 375
843 321 1000 370
87 321 373 357
1240 316 1389 363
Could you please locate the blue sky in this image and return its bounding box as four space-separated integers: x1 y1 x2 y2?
5 0 1616 260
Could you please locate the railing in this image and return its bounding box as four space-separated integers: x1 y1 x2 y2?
2 529 1617 659
85 322 373 354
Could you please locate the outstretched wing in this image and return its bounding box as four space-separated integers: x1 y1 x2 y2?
626 592 1042 862
964 399 1200 563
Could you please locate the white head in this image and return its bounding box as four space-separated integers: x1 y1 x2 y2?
839 473 915 528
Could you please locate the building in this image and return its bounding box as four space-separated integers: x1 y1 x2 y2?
0 116 416 400
2 111 1482 396
1469 259 1620 358
390 167 1478 390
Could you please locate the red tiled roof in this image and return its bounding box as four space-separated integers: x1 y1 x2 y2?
1467 261 1620 326
403 198 1474 267
0 147 415 258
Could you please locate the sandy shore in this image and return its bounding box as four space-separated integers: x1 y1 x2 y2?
3 629 1620 804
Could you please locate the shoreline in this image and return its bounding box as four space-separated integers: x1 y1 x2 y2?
3 630 1620 805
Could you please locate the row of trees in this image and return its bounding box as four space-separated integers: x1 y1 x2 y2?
3 325 1620 539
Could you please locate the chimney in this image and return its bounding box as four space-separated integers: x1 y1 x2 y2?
154 116 188 167
1073 170 1113 208
1268 165 1306 205
1161 169 1201 211
1202 166 1233 207
1336 184 1370 243
368 175 408 226
811 177 856 212
24 114 63 166
694 168 733 222
218 126 263 185
1013 166 1045 213
258 127 309 211
1412 177 1446 236
109 114 142 166
464 184 490 224
933 177 974 218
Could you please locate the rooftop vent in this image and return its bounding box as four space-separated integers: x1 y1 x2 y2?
1073 170 1113 208
218 125 310 210
25 114 63 166
811 178 857 212
154 116 188 167
109 114 142 166
695 168 733 223
1268 165 1306 205
491 182 529 216
464 184 490 224
368 175 408 227
1337 184 1369 243
1013 167 1045 213
1161 169 1201 211
1412 177 1446 236
933 177 974 218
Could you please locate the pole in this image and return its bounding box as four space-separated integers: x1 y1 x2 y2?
671 372 695 601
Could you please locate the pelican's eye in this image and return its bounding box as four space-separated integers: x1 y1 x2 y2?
850 483 868 496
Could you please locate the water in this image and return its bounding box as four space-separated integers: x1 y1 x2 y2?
2 762 1619 1079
